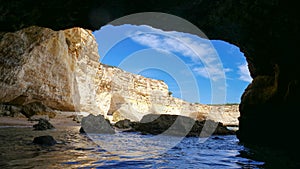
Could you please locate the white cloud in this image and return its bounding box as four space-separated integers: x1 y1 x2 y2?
129 26 229 81
193 67 210 79
193 66 231 81
131 33 197 59
237 63 252 82
130 27 215 64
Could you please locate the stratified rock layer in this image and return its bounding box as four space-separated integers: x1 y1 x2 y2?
0 26 102 114
0 26 239 126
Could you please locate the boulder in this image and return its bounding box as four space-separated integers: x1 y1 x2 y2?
0 103 23 117
131 114 195 136
114 119 132 129
129 114 234 137
80 114 115 134
33 135 57 146
33 119 55 130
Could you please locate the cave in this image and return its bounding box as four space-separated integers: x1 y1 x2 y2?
1 0 299 158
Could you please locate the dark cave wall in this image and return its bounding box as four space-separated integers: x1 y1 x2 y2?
1 0 299 148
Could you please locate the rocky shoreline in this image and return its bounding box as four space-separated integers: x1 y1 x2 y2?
80 113 235 137
114 114 235 137
0 112 235 141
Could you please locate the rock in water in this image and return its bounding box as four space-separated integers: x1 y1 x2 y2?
114 119 132 129
33 119 55 130
33 135 57 146
131 114 196 136
80 114 115 134
130 114 235 137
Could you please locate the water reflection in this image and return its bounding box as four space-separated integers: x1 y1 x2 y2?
0 127 265 169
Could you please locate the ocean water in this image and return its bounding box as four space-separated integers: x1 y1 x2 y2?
82 132 264 169
0 127 266 169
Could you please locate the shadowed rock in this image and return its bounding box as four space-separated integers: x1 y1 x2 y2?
114 114 234 137
21 102 56 118
114 119 131 129
33 135 57 146
0 103 23 117
80 114 115 134
33 119 55 130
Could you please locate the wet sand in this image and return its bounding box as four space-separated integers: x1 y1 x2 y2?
0 113 81 128
0 114 104 168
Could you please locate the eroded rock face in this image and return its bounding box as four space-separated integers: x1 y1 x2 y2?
0 26 101 114
0 26 240 126
98 64 240 124
0 26 78 111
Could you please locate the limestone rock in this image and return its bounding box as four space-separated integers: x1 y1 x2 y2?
0 26 101 115
33 119 55 130
0 27 77 110
21 102 54 118
0 26 239 126
80 114 115 134
100 63 239 125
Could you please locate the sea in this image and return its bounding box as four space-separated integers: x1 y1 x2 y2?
0 126 269 169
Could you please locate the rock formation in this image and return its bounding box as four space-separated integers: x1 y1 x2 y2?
0 26 239 126
32 135 57 146
80 114 115 134
0 26 101 115
99 64 239 124
33 119 55 130
114 114 235 137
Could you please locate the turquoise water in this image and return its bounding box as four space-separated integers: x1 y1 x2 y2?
0 127 265 169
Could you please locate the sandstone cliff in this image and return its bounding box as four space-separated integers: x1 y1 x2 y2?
0 26 239 126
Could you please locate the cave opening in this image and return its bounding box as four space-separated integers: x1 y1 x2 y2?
1 1 299 168
93 24 251 105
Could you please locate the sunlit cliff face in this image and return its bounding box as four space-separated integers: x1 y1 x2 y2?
0 26 240 126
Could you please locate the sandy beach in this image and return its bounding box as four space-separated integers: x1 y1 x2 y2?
0 112 83 128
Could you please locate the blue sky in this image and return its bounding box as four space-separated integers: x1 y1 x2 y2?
93 24 252 104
